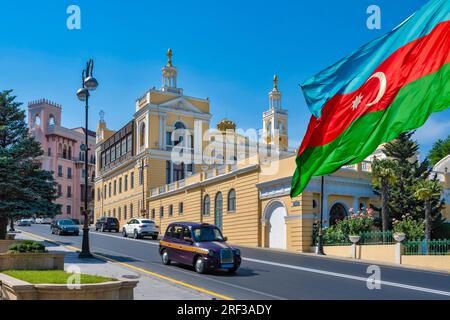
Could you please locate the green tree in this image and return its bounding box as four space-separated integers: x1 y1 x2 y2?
383 132 440 218
372 159 396 233
414 179 442 241
380 132 444 236
0 90 61 239
427 134 450 166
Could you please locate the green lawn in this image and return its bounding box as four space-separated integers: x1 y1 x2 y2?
2 270 117 284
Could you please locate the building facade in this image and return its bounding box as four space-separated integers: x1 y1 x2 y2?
94 50 212 224
28 99 96 220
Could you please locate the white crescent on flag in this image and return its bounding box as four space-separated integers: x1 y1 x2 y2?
366 72 387 107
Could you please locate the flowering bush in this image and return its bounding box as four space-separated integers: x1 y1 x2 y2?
392 215 425 240
322 208 375 243
337 208 375 236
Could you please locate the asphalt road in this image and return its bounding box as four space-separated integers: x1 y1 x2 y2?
18 224 450 300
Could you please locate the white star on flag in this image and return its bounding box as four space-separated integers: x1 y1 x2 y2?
351 94 364 110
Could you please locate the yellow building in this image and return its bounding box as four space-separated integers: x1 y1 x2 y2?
95 49 212 224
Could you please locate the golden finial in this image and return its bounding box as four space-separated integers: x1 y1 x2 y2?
273 74 278 91
216 119 237 132
167 48 173 67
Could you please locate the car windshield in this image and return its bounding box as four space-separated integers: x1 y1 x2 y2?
192 227 225 242
141 220 154 224
107 218 117 223
58 220 75 226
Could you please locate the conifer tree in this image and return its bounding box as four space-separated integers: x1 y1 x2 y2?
382 132 444 235
0 90 61 239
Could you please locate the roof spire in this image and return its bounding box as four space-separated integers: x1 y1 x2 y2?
99 110 105 123
167 48 173 67
273 74 278 91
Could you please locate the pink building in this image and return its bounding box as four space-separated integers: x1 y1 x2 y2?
28 99 96 221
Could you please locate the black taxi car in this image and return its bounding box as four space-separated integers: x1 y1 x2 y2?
159 222 241 274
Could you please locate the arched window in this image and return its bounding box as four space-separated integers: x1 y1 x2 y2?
62 145 67 159
140 123 146 148
174 121 186 130
329 203 348 226
173 121 186 146
266 120 272 135
227 189 236 212
203 195 210 216
34 114 41 127
48 115 55 126
68 146 72 159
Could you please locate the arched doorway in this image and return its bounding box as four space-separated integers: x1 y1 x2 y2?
329 203 348 226
214 192 223 230
264 201 287 249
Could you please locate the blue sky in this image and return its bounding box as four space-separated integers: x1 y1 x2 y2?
1 0 448 158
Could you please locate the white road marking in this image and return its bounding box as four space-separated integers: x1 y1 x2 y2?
244 257 450 297
28 227 450 297
88 230 160 245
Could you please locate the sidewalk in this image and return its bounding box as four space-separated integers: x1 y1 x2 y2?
15 232 215 300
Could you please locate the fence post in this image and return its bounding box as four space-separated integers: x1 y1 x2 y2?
393 233 406 264
351 243 357 259
395 242 402 264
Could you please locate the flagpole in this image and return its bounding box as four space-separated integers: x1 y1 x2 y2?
317 175 325 255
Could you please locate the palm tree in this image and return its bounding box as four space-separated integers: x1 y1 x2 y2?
372 159 396 233
414 179 441 241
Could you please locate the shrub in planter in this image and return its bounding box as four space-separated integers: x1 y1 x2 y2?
8 240 46 254
392 215 425 240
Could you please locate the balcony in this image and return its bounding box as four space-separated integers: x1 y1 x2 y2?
150 164 239 198
342 161 372 173
165 145 194 155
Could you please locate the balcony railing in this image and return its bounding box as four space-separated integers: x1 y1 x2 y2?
150 164 239 197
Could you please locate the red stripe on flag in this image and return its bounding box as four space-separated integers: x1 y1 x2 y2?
298 20 450 156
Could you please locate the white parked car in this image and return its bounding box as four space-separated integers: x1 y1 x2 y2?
17 219 32 226
122 219 160 240
42 218 53 224
35 218 43 224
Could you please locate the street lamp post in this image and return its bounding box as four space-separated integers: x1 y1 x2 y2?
77 59 98 259
317 175 326 255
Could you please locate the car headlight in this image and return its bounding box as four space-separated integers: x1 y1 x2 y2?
208 250 215 257
234 249 241 256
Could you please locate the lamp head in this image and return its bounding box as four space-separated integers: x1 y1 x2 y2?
84 76 99 91
77 88 89 101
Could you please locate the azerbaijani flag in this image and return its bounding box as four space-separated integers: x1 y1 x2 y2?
291 0 450 198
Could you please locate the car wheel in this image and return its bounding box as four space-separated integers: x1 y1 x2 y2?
195 257 206 274
51 228 54 234
134 230 139 239
161 249 171 265
227 267 238 274
122 229 127 237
